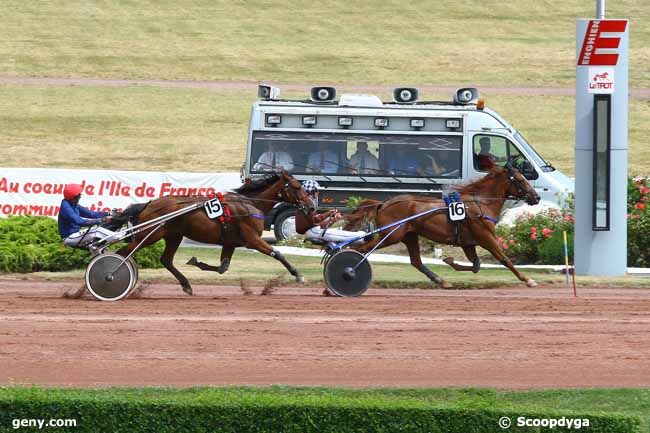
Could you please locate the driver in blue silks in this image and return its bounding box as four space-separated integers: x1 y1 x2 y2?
58 183 113 247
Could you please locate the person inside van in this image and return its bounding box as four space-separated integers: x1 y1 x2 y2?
475 136 498 171
307 142 338 173
348 142 380 175
253 142 294 171
388 147 422 176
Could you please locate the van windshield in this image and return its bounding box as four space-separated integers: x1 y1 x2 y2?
513 132 552 171
250 131 463 178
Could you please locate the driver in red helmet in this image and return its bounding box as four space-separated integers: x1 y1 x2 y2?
58 183 112 247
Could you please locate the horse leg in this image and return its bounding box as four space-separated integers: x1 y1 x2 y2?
402 232 450 288
443 245 481 273
241 230 304 283
480 236 537 287
159 234 194 295
187 245 234 274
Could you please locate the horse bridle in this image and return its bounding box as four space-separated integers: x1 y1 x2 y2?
506 171 532 201
278 181 311 214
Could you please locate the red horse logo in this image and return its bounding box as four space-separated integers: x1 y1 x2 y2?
593 72 609 82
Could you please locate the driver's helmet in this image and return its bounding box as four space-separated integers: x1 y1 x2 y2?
302 180 320 195
63 183 83 201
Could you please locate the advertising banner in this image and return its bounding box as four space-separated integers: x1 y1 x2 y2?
0 168 241 218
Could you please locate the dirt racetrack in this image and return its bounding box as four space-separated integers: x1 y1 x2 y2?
1 279 649 389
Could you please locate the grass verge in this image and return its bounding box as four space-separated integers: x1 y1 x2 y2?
1 1 649 88
13 245 650 289
0 386 647 433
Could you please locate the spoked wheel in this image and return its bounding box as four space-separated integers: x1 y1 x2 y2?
85 253 137 301
323 250 372 297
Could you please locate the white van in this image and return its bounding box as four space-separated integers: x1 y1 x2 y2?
243 85 574 240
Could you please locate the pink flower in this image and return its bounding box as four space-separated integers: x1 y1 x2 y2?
627 213 630 219
633 214 640 219
502 243 509 250
497 237 504 243
530 227 537 234
636 202 646 210
542 227 553 238
530 233 538 240
639 186 649 195
509 239 515 245
563 214 571 222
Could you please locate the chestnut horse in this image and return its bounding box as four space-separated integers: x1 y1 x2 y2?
343 166 540 288
116 171 314 295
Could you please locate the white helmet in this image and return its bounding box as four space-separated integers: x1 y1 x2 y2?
302 180 320 194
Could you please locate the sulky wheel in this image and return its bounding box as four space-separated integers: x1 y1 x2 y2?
85 253 137 301
323 250 372 297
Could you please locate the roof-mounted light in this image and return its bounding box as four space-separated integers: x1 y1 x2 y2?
338 116 353 127
258 84 281 100
374 117 389 129
453 87 480 105
476 98 485 110
393 87 419 104
265 114 282 126
310 86 337 102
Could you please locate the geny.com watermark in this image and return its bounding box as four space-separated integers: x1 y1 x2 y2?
499 416 590 429
12 418 77 430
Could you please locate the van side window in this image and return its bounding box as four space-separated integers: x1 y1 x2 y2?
473 135 507 171
250 131 462 178
473 135 527 170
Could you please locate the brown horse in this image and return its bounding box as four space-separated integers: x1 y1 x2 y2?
343 166 541 288
116 171 314 295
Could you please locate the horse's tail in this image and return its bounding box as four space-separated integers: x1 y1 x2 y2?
106 202 151 230
343 199 382 231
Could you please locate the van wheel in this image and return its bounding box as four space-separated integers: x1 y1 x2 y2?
273 209 297 242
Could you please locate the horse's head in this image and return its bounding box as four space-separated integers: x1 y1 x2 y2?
503 164 540 205
277 170 316 214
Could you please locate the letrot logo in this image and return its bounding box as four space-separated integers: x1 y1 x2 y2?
588 67 615 94
577 20 627 66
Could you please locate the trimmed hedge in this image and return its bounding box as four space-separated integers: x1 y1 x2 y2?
0 216 164 272
0 387 642 433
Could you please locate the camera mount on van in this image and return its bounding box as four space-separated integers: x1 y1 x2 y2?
453 88 480 105
393 87 419 104
258 84 281 100
310 86 337 103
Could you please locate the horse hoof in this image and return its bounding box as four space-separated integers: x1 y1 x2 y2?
322 288 333 297
296 275 305 284
440 281 452 289
442 257 454 265
526 279 538 288
182 285 193 296
186 257 198 266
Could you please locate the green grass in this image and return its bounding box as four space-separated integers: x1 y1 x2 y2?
1 1 649 88
1 386 649 431
2 84 650 175
22 245 650 288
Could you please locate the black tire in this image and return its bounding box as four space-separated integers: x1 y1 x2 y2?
273 208 297 242
85 253 137 301
323 250 372 297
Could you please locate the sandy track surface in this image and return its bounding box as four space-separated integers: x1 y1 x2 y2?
1 76 649 99
1 279 649 388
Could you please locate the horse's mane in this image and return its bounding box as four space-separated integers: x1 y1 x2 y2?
234 172 281 194
453 166 507 195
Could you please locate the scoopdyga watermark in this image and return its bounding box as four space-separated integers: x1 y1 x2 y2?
499 416 590 429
